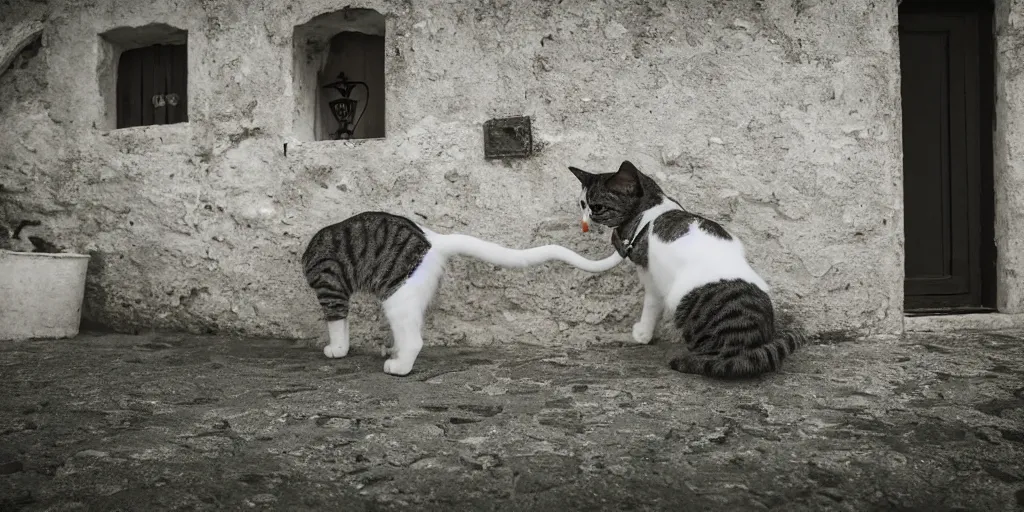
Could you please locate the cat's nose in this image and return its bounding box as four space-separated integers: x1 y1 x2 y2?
581 220 590 233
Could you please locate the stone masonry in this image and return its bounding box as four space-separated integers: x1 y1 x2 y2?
0 0 908 345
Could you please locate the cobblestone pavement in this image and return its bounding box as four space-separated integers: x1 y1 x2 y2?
1 330 1023 511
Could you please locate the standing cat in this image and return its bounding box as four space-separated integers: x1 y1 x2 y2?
302 211 624 376
569 161 807 378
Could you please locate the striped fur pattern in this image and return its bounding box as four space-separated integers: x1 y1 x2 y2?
669 279 807 378
302 211 625 376
302 212 431 322
569 161 809 379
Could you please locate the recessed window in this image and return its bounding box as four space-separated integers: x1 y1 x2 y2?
293 9 385 142
98 24 188 130
1 31 42 77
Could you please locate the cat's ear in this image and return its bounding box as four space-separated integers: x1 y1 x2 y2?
607 160 643 196
618 160 643 176
568 166 597 187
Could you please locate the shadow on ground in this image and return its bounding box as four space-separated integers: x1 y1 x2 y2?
1 331 1023 511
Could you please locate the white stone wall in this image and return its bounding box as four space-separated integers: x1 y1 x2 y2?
995 0 1024 313
1 0 912 344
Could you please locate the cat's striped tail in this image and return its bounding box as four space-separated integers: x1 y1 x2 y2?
428 233 623 273
669 329 809 379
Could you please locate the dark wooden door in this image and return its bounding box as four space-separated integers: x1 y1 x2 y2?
899 1 995 312
117 44 188 128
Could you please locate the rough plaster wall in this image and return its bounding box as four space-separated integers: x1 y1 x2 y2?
0 0 906 346
0 16 43 74
995 0 1024 313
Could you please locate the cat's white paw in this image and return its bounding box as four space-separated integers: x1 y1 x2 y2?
383 358 414 376
632 322 654 344
323 344 349 358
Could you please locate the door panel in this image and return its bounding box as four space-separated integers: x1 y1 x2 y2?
899 3 994 311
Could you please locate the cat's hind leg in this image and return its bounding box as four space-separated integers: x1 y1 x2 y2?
379 249 445 376
381 302 424 376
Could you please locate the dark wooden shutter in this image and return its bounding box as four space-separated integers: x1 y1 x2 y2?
116 46 146 128
899 2 995 311
116 44 188 128
164 44 188 124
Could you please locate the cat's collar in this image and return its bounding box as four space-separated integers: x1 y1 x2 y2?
618 222 651 259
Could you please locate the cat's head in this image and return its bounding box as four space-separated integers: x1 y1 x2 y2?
569 160 647 230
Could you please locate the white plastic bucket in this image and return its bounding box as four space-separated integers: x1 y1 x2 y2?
0 250 90 341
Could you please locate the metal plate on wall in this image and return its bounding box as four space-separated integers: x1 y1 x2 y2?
483 116 532 159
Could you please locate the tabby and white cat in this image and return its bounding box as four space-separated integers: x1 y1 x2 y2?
302 211 623 376
569 161 807 378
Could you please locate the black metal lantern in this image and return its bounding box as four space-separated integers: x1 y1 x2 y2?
322 71 369 140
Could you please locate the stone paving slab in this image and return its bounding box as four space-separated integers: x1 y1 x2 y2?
1 331 1023 511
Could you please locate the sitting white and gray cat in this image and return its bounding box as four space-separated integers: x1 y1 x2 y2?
302 211 624 376
569 161 808 378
